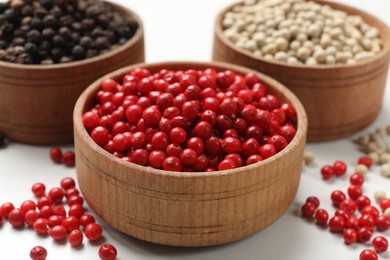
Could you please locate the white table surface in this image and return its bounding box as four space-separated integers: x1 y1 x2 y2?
1 0 390 259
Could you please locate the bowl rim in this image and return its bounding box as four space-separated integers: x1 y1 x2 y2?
74 61 308 178
214 0 390 70
0 1 144 70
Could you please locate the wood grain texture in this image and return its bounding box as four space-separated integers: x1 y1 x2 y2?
0 2 145 145
73 61 308 246
212 0 390 142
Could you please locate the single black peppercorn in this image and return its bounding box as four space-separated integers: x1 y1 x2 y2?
30 17 44 30
21 5 34 17
72 45 85 60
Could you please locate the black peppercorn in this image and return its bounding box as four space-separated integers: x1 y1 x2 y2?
43 14 58 28
30 17 44 30
22 5 34 17
26 29 41 43
58 26 71 39
79 36 93 48
24 42 38 55
42 27 55 39
40 0 55 10
72 45 85 60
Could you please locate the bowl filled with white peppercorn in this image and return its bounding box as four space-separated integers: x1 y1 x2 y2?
213 0 390 142
0 0 144 145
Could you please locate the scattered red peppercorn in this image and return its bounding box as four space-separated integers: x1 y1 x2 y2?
314 209 328 225
99 244 118 260
333 160 347 176
329 216 345 233
359 249 378 260
68 229 84 247
372 236 388 253
50 225 68 241
321 165 334 180
31 183 46 197
49 147 62 164
343 228 357 244
30 246 47 260
85 223 103 241
8 208 25 228
301 202 316 218
62 151 76 167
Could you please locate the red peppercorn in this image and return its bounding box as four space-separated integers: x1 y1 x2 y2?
80 214 96 227
50 225 68 240
38 205 53 219
163 156 182 171
375 215 390 231
246 154 263 165
343 228 357 244
339 199 357 215
380 198 390 211
358 156 373 169
20 200 36 213
221 137 241 154
331 190 346 207
350 173 364 186
62 151 75 167
306 196 320 208
48 215 64 228
335 209 351 222
372 236 388 253
53 205 67 218
31 183 46 197
48 187 65 204
314 209 328 225
0 202 15 218
37 196 52 209
345 216 359 230
218 159 237 171
259 144 276 159
357 227 373 242
355 196 371 211
85 223 103 241
91 126 110 146
8 208 25 228
347 185 363 200
321 165 334 180
268 134 288 152
362 205 380 219
33 218 49 235
180 148 198 166
333 160 347 176
329 215 345 233
360 249 378 260
68 229 84 247
359 214 375 230
62 216 80 232
30 246 47 260
99 244 118 260
25 210 39 227
301 202 316 218
49 146 62 164
60 177 76 190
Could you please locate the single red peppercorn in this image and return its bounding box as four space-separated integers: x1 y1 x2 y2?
301 202 316 218
340 199 357 215
30 246 47 260
37 196 53 209
49 147 62 164
333 160 347 176
31 183 46 197
359 214 375 230
331 190 346 207
375 215 390 231
91 126 110 146
358 156 373 169
355 196 371 211
68 229 84 247
62 216 80 232
38 205 53 219
357 227 373 242
306 196 320 208
48 187 65 204
343 228 358 244
8 208 25 228
259 144 276 159
345 216 359 230
268 134 288 152
48 215 64 228
62 151 75 167
321 165 334 180
163 156 182 172
99 244 118 260
246 154 263 165
347 185 363 200
33 218 49 235
20 200 36 214
362 205 380 219
60 177 76 190
380 198 390 212
25 210 39 227
80 214 96 227
350 173 364 186
372 236 388 253
0 202 15 218
85 223 103 241
329 215 345 233
314 209 328 225
359 249 378 260
218 159 237 171
50 225 68 240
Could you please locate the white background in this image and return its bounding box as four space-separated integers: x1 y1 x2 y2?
1 0 390 259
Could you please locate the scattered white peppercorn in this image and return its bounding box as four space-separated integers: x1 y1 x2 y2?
222 0 382 65
385 208 390 218
374 190 387 204
303 151 315 166
380 164 390 177
379 153 390 165
355 164 368 176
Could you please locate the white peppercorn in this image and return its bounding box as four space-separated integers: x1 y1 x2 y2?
275 51 288 61
385 208 390 218
379 153 390 165
380 164 390 177
374 190 387 204
368 152 380 164
355 164 368 176
297 46 311 61
303 151 315 166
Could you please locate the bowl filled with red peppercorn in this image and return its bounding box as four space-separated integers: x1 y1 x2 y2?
213 0 390 142
0 0 144 145
73 61 308 247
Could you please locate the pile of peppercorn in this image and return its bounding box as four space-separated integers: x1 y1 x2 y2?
0 0 138 64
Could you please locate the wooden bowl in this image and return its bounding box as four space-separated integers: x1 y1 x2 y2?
73 61 308 247
0 2 144 145
213 0 390 142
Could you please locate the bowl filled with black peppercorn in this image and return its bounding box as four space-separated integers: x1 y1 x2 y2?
0 0 145 145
